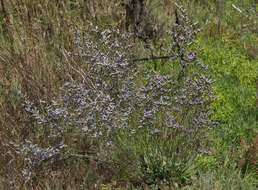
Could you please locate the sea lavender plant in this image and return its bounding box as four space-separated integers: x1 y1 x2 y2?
18 4 216 186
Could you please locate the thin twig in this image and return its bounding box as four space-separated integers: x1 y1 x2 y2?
232 4 244 14
129 54 178 63
63 153 117 165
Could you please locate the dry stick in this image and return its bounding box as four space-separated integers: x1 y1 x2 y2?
66 51 178 64
129 54 178 63
217 0 225 36
0 0 6 16
232 4 243 14
64 153 112 165
0 0 7 31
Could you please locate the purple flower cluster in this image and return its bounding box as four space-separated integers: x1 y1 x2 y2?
19 6 216 183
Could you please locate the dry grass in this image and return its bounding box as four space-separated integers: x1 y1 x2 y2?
0 0 124 122
0 1 125 188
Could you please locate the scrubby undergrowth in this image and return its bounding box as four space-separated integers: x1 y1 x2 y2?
0 0 257 189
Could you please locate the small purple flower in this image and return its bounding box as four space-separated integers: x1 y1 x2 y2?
144 110 154 119
187 52 197 61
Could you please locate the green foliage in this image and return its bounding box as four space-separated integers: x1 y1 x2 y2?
113 129 197 188
196 37 257 123
186 169 257 190
195 155 217 171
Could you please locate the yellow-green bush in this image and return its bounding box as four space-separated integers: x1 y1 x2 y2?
197 36 257 123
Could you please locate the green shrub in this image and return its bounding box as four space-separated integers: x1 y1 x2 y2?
196 37 257 123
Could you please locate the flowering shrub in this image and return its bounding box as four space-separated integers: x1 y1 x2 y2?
16 4 216 188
